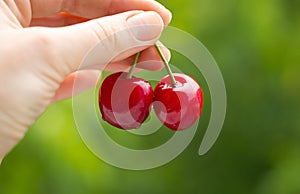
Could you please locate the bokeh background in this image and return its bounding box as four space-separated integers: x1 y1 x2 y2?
1 0 300 193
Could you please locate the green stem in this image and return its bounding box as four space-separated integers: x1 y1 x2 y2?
127 52 140 79
154 44 176 86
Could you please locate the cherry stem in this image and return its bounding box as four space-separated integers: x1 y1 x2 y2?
154 44 177 86
127 52 140 79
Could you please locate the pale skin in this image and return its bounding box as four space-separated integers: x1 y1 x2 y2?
0 0 171 163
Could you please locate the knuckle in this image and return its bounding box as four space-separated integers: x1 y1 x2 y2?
91 19 117 51
19 28 56 61
25 28 61 65
29 28 53 51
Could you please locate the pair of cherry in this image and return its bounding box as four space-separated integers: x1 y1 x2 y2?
98 45 203 131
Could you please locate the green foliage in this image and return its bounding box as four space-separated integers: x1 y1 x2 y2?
1 0 300 193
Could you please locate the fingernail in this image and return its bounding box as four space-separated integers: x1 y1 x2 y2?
127 11 164 41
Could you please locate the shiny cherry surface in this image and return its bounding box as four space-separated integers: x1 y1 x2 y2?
99 72 153 129
153 73 203 130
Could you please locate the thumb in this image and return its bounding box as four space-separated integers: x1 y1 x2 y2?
37 11 164 76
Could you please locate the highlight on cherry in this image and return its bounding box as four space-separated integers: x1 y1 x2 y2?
98 43 204 131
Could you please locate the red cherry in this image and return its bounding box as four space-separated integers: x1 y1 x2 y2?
153 73 203 130
99 72 153 129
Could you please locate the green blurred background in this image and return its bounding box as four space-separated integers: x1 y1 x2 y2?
1 0 300 193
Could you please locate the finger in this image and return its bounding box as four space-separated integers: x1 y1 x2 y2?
30 0 171 25
105 44 170 72
52 70 100 102
30 11 165 77
30 12 90 27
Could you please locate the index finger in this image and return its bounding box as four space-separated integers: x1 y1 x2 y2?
30 0 172 25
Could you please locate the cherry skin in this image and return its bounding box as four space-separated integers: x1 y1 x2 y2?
99 72 153 129
153 73 203 130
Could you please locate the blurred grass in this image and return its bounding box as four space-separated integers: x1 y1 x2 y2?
1 0 300 193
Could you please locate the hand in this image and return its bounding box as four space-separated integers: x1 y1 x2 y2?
0 0 172 163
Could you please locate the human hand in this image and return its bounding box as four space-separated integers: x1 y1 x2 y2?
0 0 171 163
